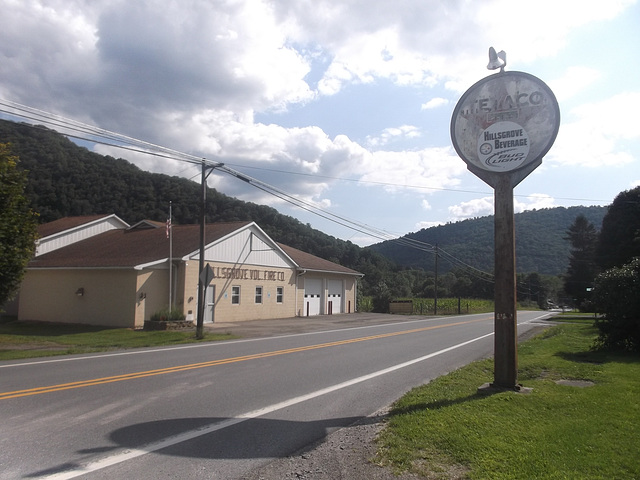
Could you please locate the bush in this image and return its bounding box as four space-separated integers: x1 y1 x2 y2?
372 281 392 313
150 307 186 322
593 257 640 351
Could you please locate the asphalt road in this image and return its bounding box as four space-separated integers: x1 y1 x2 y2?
0 311 555 479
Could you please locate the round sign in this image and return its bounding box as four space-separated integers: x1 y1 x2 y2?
450 71 559 180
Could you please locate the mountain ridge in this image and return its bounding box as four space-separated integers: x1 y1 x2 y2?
369 205 606 276
1 118 606 285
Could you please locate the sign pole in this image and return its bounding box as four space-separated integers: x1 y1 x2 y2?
493 174 518 388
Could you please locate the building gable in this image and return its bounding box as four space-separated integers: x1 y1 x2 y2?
35 214 129 256
187 223 295 269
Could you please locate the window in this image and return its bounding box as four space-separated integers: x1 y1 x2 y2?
231 286 240 305
276 286 283 303
255 286 263 304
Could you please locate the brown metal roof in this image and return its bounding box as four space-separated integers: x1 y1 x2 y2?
30 218 363 276
37 214 116 238
277 243 362 275
30 221 251 269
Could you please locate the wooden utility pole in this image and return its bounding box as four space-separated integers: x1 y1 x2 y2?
196 161 207 340
434 244 438 315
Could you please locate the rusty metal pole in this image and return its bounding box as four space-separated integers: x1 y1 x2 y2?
493 174 518 388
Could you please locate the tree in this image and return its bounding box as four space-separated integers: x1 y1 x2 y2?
0 144 39 307
596 186 640 270
563 214 598 310
593 258 640 351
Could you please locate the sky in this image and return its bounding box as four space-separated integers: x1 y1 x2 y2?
1 0 639 246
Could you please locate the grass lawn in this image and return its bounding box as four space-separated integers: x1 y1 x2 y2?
377 322 640 479
0 321 235 361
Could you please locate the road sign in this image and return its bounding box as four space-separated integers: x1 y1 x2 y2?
200 264 215 287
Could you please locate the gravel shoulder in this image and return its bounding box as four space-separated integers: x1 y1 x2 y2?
241 406 422 480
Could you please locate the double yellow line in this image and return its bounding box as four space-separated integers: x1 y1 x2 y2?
1 317 490 400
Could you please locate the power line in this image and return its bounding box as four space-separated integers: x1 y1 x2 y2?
0 99 497 279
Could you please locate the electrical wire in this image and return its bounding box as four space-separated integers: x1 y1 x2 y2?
1 99 503 282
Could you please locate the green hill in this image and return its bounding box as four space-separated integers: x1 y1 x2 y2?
1 118 607 297
369 205 606 276
1 119 397 295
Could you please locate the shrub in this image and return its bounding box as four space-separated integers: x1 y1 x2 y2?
150 307 186 322
372 281 392 313
592 257 640 351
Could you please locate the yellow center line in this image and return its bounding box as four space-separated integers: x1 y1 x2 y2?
0 316 491 400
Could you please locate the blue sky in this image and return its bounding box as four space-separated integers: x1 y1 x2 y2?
1 0 638 245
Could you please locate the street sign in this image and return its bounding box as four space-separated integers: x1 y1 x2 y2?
200 264 215 287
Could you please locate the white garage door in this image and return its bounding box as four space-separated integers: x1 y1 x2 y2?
304 278 322 316
327 280 343 315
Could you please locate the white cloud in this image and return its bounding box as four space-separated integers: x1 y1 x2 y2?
448 196 494 220
1 0 638 243
366 125 421 148
548 66 601 101
447 193 557 221
359 146 466 194
415 220 445 230
514 194 556 212
549 92 640 168
421 98 449 110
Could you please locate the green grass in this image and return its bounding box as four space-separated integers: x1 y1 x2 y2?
359 297 498 315
0 321 235 360
377 323 640 479
551 312 599 324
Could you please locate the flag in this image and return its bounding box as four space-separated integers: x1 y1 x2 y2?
166 217 171 238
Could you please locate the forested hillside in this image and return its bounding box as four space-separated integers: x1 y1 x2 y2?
370 205 606 276
0 119 396 294
0 119 608 300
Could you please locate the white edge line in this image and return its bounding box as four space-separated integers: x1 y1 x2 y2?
41 331 495 480
1 311 549 369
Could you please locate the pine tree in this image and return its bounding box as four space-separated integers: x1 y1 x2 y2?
563 214 598 309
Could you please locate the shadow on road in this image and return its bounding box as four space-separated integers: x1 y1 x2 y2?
26 414 381 477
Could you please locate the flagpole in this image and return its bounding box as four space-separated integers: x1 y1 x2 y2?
168 201 173 312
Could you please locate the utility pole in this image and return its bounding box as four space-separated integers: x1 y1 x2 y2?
168 200 173 312
196 161 220 339
434 244 438 315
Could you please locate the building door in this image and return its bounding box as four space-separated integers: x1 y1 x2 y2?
304 278 322 316
204 285 215 323
327 280 343 314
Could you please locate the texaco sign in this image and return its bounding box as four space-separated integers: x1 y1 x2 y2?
450 71 560 187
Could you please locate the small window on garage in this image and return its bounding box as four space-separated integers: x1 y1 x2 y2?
276 286 283 303
255 286 263 304
231 285 240 305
